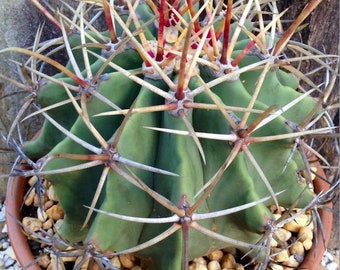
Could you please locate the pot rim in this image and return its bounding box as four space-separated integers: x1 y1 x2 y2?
5 164 333 270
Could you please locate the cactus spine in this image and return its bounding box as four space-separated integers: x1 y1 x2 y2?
1 0 337 269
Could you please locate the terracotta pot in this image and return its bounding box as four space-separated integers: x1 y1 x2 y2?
5 165 333 270
6 171 41 270
299 164 333 270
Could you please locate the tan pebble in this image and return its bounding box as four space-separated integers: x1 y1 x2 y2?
286 255 300 268
28 176 38 186
189 263 196 270
38 254 50 268
46 204 64 221
298 227 313 242
306 217 314 230
234 263 244 270
310 167 317 181
193 256 207 265
302 239 313 250
275 228 292 242
131 266 143 270
283 213 310 233
119 253 137 269
47 254 64 270
268 263 284 270
273 214 281 221
278 206 285 213
91 263 100 270
270 237 278 247
289 241 305 257
272 248 289 262
24 189 35 206
37 208 48 221
34 193 48 207
195 264 208 270
110 256 121 268
47 185 59 202
42 219 53 230
75 256 89 269
62 255 77 263
207 260 221 270
44 200 55 210
207 250 224 262
22 217 43 232
283 220 300 233
221 253 236 268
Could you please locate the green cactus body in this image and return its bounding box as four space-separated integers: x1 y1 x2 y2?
85 77 165 252
41 71 141 242
12 1 326 269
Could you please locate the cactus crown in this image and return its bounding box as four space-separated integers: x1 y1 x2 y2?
1 0 339 269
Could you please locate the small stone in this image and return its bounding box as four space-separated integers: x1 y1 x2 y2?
195 264 208 270
24 188 35 206
4 256 15 268
37 208 48 221
28 176 38 186
286 255 300 268
119 253 137 269
4 246 16 260
289 241 305 257
131 266 143 270
221 253 236 268
272 248 289 262
110 256 121 268
193 257 207 265
324 251 335 262
298 226 313 242
44 200 55 211
234 263 245 270
47 186 59 202
42 219 54 230
207 260 221 270
38 254 51 268
326 262 338 270
75 256 89 269
45 204 64 221
302 239 313 251
1 223 7 234
207 250 224 262
2 241 9 250
275 228 292 242
22 217 43 232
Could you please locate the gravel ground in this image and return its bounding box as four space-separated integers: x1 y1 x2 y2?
0 202 338 270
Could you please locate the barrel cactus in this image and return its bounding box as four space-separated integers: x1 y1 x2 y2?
1 0 338 269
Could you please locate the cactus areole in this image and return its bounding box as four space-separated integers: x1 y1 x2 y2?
17 1 324 269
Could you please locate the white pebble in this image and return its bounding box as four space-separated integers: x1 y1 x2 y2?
0 207 6 222
1 224 7 234
0 258 5 267
326 262 338 270
4 256 15 268
325 251 334 262
1 241 9 250
5 246 17 260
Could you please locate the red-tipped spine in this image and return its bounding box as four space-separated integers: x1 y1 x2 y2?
156 0 166 61
103 0 118 44
231 39 256 67
220 0 233 64
176 24 192 100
